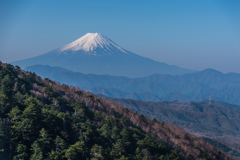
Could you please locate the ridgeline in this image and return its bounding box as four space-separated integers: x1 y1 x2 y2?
0 62 232 160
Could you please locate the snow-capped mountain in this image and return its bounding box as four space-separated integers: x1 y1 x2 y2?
59 33 128 55
12 33 194 77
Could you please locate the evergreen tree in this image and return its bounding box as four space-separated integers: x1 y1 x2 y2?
13 144 28 160
30 141 43 160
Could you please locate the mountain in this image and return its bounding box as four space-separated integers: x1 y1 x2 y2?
0 62 232 159
12 33 194 77
59 32 128 55
102 96 240 138
26 64 240 105
101 96 240 158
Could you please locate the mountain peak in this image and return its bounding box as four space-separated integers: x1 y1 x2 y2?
12 33 195 77
59 33 127 55
201 68 223 75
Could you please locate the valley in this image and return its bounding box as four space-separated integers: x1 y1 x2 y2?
8 32 240 159
26 64 240 106
0 62 233 159
1 1 239 159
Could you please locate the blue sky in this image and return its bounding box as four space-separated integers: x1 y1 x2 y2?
0 0 239 73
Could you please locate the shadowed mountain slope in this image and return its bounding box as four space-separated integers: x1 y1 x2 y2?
26 65 240 105
101 96 240 158
101 97 240 138
12 33 194 78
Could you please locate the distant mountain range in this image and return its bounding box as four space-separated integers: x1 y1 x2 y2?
11 32 240 105
26 64 240 105
12 33 194 77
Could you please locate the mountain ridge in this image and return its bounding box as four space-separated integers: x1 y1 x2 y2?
0 61 232 159
100 96 240 158
12 33 194 77
26 64 240 105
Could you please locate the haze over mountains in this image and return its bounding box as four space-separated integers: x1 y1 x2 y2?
103 97 240 138
102 96 240 158
5 32 240 159
0 62 233 160
12 32 240 106
26 65 240 106
12 33 194 77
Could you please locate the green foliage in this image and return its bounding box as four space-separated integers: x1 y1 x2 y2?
44 86 55 97
90 144 104 159
65 141 86 160
30 141 43 160
13 144 28 160
0 63 183 160
152 118 158 124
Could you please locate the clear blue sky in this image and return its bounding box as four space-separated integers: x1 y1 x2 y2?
0 0 239 73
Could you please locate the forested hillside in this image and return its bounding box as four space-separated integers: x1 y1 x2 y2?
0 62 232 160
101 96 240 158
101 97 240 137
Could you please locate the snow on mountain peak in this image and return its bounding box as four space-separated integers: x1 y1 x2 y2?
59 33 127 55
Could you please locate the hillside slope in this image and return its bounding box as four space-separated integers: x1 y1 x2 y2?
101 97 240 137
0 62 232 159
101 96 240 158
